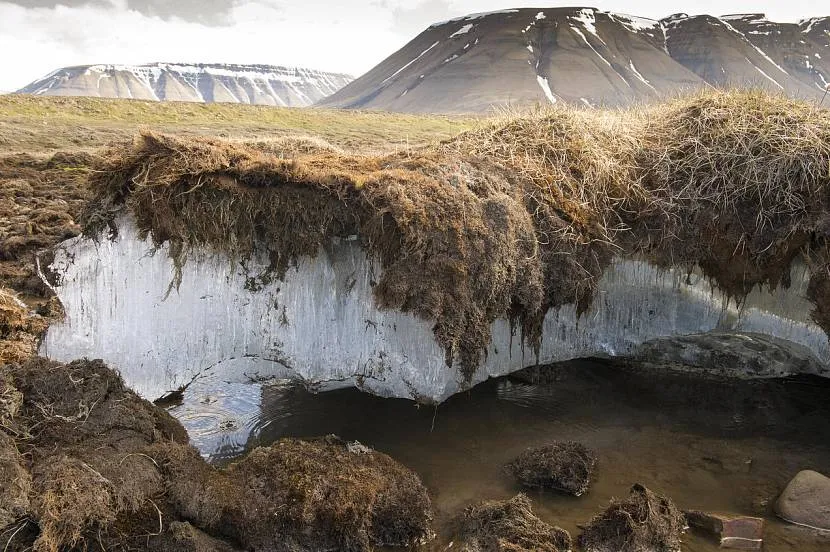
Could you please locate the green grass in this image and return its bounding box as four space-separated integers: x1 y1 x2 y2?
0 95 479 154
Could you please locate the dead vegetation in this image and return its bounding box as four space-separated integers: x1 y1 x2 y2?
0 152 92 297
0 357 433 552
0 288 47 364
578 484 686 552
456 493 571 552
82 90 830 382
505 441 597 496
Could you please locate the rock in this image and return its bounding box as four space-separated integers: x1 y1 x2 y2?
579 484 686 552
775 470 830 530
505 441 596 496
456 494 571 552
686 511 764 550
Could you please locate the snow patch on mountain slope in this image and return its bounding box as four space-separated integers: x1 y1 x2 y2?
19 62 353 106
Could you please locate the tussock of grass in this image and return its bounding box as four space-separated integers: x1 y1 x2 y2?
2 358 431 551
84 90 830 383
457 493 571 552
579 484 686 552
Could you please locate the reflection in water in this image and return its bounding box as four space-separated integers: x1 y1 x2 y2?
170 361 830 551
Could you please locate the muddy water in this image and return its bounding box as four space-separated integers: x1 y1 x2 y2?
171 361 830 551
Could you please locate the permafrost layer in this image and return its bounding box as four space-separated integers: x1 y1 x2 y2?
40 218 830 403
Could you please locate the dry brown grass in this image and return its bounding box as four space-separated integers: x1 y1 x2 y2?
0 288 47 365
505 441 597 496
578 484 686 552
457 493 571 552
1 357 432 551
84 89 830 383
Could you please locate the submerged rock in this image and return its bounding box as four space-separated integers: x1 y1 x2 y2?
579 484 686 552
456 493 571 552
505 441 596 496
686 511 764 550
775 470 830 530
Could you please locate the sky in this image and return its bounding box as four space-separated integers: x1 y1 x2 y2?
0 0 825 92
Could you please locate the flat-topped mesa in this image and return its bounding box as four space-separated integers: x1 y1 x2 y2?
18 62 354 106
41 90 830 402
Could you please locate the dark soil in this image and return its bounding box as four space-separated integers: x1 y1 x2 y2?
456 493 571 552
0 357 433 552
578 484 686 552
505 441 596 496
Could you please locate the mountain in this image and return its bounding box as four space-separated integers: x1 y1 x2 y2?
17 63 353 107
664 13 830 96
319 8 830 113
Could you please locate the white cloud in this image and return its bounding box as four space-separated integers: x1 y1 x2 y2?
0 0 825 92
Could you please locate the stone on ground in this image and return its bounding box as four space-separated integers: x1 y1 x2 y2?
775 470 830 530
686 511 764 550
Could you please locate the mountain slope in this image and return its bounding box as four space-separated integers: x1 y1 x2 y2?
663 13 830 96
17 63 353 107
320 8 830 113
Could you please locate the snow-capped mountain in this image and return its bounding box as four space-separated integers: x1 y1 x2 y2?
319 8 830 113
17 63 354 107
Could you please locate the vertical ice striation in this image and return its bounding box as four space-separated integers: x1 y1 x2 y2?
40 217 830 403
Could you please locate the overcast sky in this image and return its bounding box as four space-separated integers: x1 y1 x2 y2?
0 0 824 91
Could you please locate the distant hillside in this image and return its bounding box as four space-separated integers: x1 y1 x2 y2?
17 63 354 107
319 8 830 113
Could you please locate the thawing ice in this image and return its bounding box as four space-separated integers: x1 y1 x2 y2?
536 75 557 103
382 41 440 84
527 44 534 53
535 12 546 20
450 24 474 38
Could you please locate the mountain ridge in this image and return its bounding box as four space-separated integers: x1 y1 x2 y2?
319 7 830 113
17 62 354 107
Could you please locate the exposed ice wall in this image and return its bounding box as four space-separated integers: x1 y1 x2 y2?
40 217 830 403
